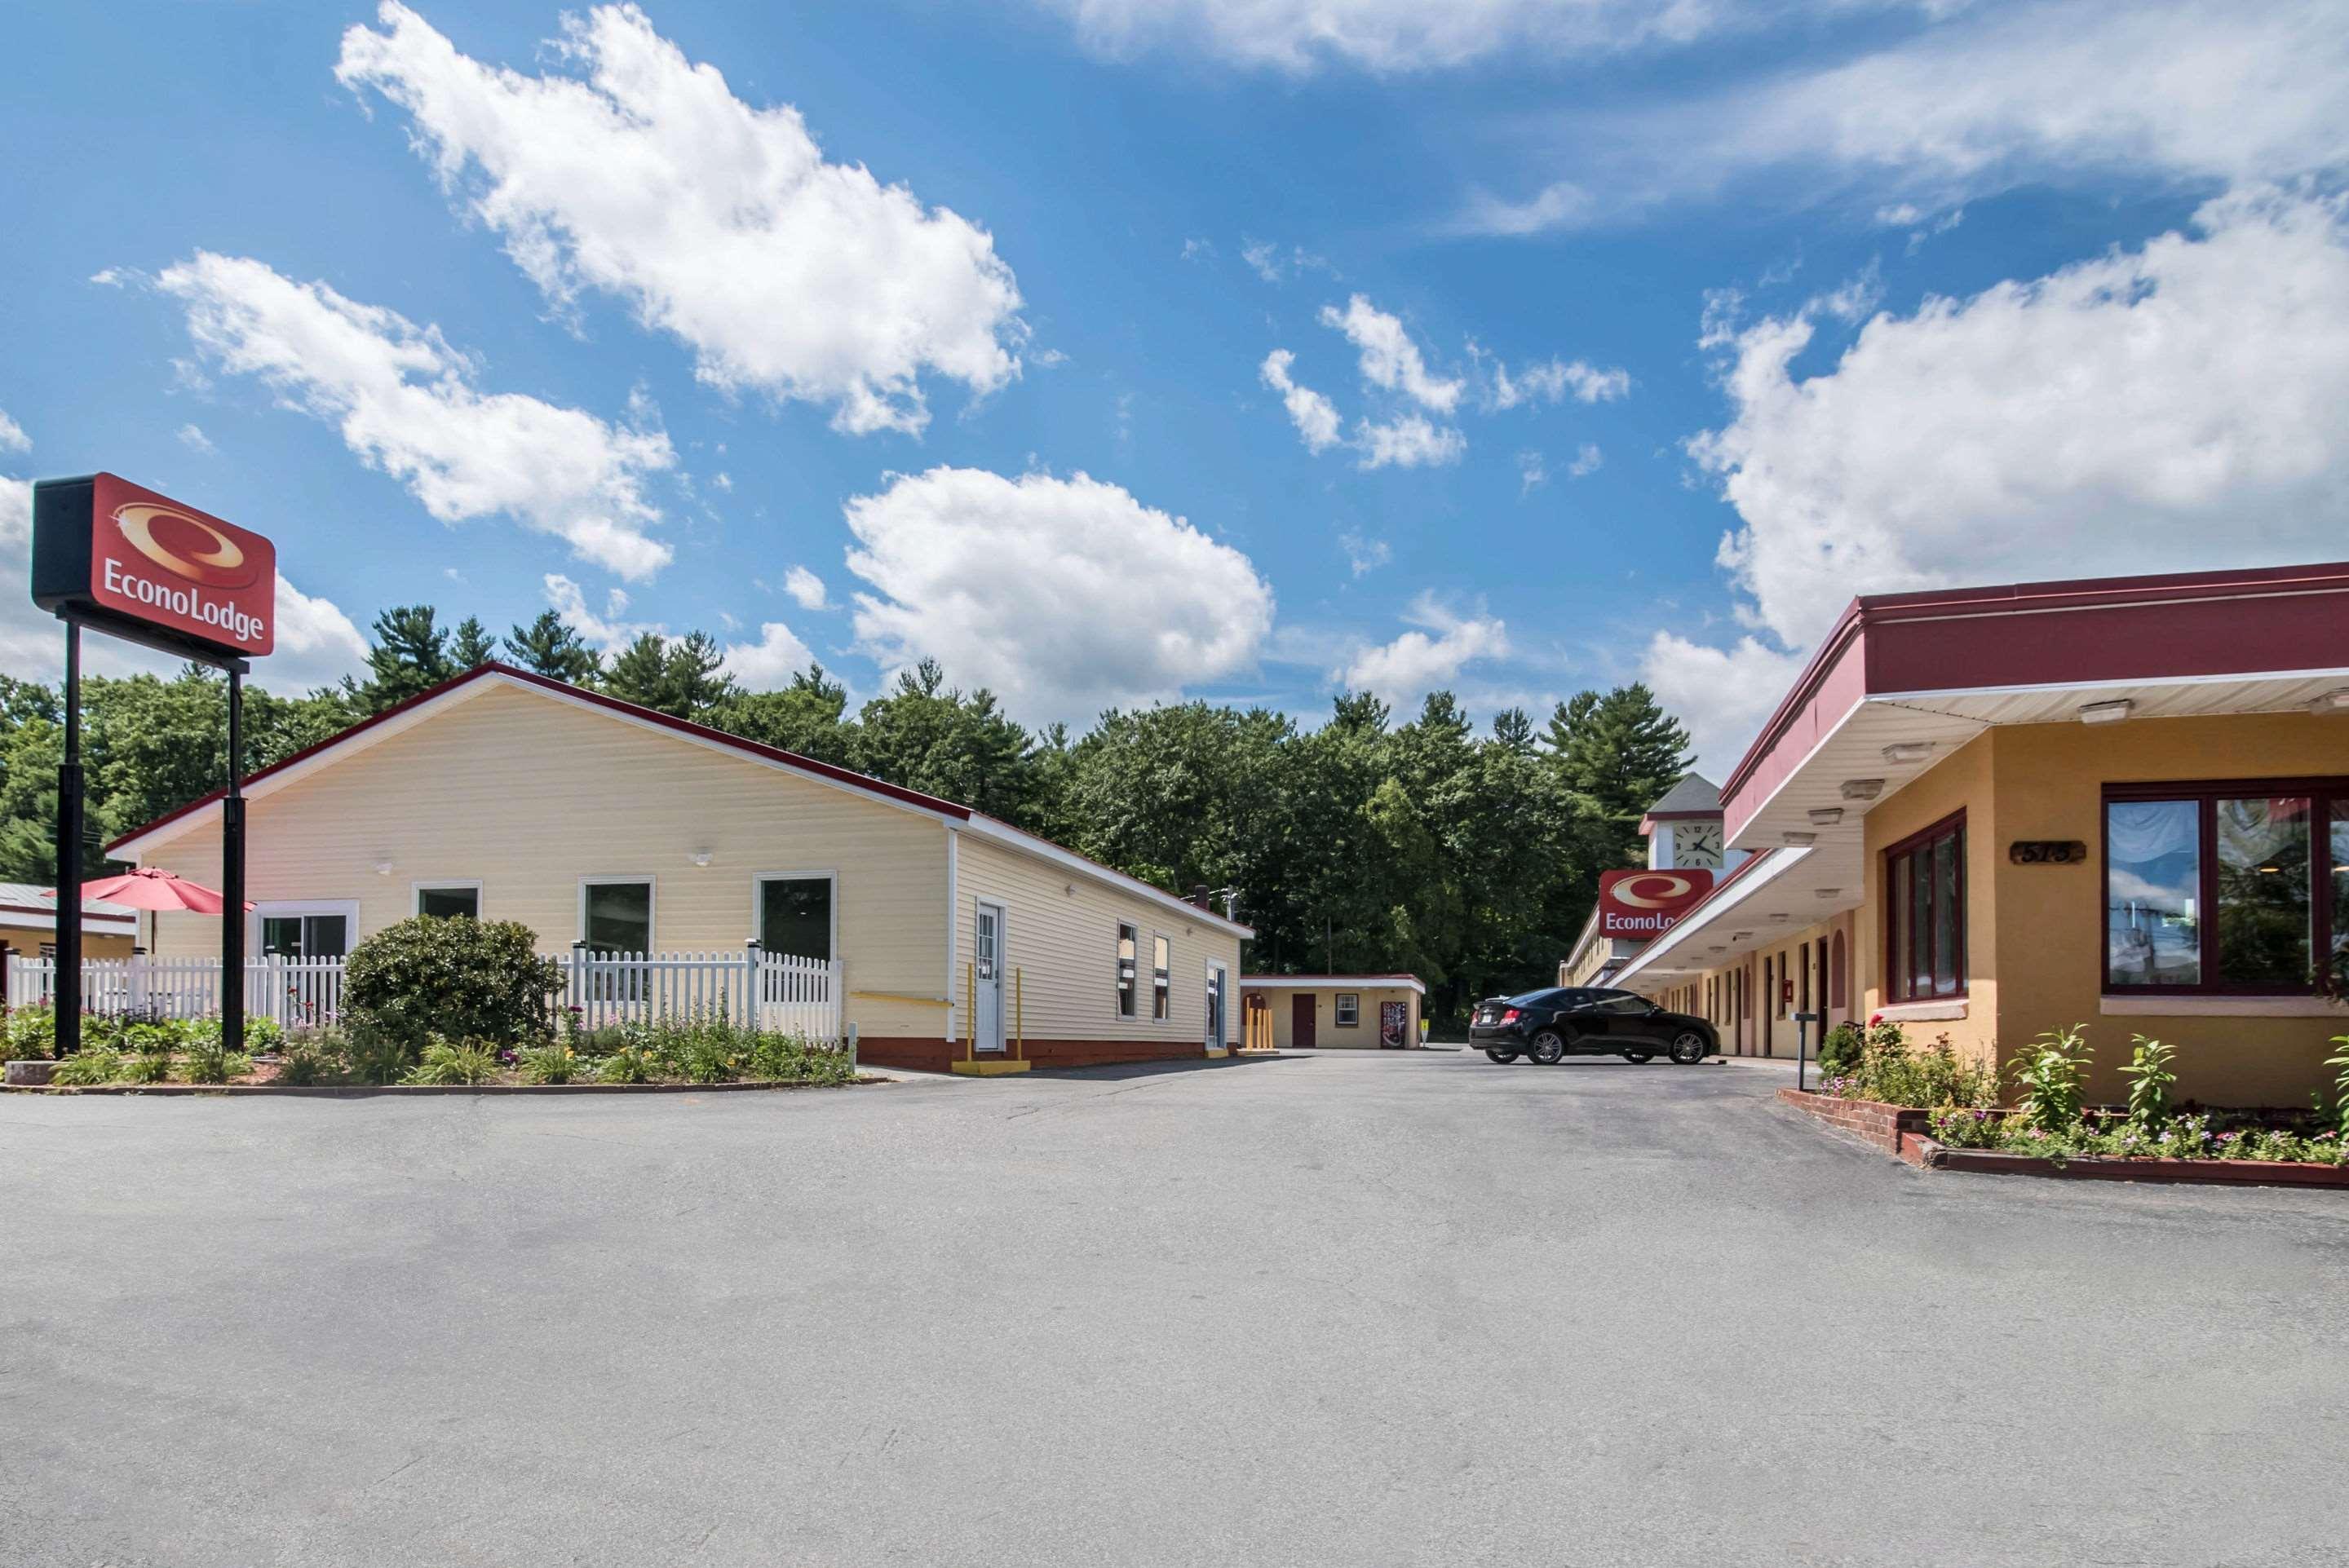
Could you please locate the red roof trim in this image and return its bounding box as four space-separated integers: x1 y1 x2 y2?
107 662 972 854
1714 559 2349 807
1239 974 1425 985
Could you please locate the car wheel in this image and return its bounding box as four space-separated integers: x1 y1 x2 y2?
1528 1031 1566 1065
1484 1049 1520 1064
1621 1051 1654 1064
1669 1031 1709 1066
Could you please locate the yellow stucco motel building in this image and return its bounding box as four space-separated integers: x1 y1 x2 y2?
1612 559 2349 1109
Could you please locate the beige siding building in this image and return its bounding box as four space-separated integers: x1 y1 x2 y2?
1238 975 1423 1049
111 665 1250 1071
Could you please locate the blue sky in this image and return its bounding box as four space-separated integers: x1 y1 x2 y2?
3 1 2344 766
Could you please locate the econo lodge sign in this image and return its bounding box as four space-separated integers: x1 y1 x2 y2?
32 472 275 656
1597 868 1714 938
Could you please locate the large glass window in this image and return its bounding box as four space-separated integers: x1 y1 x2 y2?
1116 923 1138 1018
1885 814 1965 1003
757 876 833 961
260 913 347 959
583 880 652 956
2106 783 2346 995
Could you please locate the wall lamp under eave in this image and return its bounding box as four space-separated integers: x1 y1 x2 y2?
2079 698 2137 726
1807 807 1845 827
1730 931 1753 942
1781 831 1817 846
1881 743 1933 766
2311 687 2349 714
1815 888 1842 899
1841 778 1885 801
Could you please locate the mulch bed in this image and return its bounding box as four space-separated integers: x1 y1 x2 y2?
2 1077 886 1097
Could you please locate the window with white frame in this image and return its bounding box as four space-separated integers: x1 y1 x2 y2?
1152 934 1170 1020
582 878 653 955
755 873 834 961
414 882 480 921
1334 992 1360 1027
1117 923 1139 1018
253 900 359 960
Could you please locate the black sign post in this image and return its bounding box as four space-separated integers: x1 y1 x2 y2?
1794 1009 1821 1092
32 475 274 1054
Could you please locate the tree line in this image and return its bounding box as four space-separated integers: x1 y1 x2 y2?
0 604 1694 1026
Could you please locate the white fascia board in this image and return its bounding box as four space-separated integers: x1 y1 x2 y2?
958 815 1255 939
1236 976 1426 996
1612 848 1812 983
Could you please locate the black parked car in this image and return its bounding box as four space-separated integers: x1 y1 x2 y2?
1469 987 1716 1066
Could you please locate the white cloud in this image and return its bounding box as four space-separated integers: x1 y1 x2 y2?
1689 188 2349 652
718 621 817 690
1487 354 1630 409
1486 0 2349 233
269 574 375 690
1338 530 1391 576
1807 258 1883 324
1340 594 1509 700
0 410 28 454
338 2 1024 437
542 574 661 650
709 471 732 492
1518 449 1548 494
782 565 830 611
1241 237 1333 282
1639 631 1810 772
1567 442 1604 478
1039 0 1760 73
175 422 215 455
1320 294 1462 413
157 252 676 581
1259 349 1345 453
1355 413 1467 470
1182 236 1216 262
843 466 1274 723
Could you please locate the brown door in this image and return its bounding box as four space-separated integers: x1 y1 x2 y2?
1292 994 1317 1049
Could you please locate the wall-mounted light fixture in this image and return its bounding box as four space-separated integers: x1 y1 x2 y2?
374 859 393 877
1730 931 1753 942
1781 830 1817 846
1881 742 1933 766
2078 698 2136 726
688 850 713 868
1807 806 1844 827
1815 888 1842 899
1840 778 1885 801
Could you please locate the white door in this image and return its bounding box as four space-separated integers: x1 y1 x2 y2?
1204 962 1227 1051
975 900 1006 1053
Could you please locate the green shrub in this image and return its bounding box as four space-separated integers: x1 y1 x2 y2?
120 1051 173 1085
2326 1034 2349 1139
516 1044 581 1085
343 916 562 1049
343 1021 418 1086
745 1031 853 1085
192 1015 285 1054
2012 1025 2093 1134
51 1048 125 1086
402 1038 502 1086
1816 1022 1865 1080
672 1023 739 1084
597 1045 657 1084
4 1005 56 1060
1831 1025 1998 1110
2118 1036 2178 1130
180 1034 252 1084
273 1036 340 1086
123 1018 188 1058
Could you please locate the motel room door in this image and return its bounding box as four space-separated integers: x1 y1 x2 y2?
974 900 1006 1053
1292 994 1316 1049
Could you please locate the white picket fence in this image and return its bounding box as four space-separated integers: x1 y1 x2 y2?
3 947 840 1040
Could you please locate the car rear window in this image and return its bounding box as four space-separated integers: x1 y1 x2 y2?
1504 988 1566 1007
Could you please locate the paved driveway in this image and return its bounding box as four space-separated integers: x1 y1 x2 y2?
5 1053 2343 1566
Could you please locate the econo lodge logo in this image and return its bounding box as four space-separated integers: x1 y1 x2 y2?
96 498 273 649
1598 868 1714 936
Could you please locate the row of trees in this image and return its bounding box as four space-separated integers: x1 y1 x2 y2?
0 605 1694 1025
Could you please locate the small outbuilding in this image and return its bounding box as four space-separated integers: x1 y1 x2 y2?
108 664 1254 1072
1238 974 1424 1049
0 884 135 1000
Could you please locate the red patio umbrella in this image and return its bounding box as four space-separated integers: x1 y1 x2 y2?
41 867 254 915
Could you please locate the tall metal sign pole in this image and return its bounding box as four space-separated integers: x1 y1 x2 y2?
31 473 276 1051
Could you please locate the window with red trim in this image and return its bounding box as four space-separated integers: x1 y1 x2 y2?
2105 780 2347 996
1885 811 1966 1004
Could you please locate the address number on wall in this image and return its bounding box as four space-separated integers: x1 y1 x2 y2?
2008 840 2090 865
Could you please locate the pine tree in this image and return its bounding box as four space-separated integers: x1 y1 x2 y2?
449 616 497 669
602 632 734 720
345 605 455 713
1546 682 1693 859
502 610 603 686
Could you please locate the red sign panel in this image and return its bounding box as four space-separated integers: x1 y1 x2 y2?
84 473 275 655
1598 868 1715 939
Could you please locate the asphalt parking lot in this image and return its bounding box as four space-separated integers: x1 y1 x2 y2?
5 1051 2344 1566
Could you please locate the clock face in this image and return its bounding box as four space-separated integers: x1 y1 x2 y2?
1677 822 1723 868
